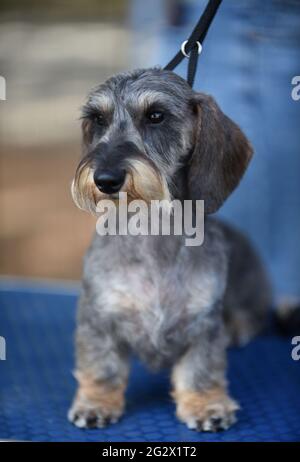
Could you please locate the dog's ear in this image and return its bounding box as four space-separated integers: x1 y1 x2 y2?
187 93 253 214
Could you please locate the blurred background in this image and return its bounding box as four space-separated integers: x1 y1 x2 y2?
0 0 299 298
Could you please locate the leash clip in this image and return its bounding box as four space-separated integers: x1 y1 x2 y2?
180 40 202 58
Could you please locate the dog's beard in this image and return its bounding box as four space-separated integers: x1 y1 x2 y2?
124 158 171 203
71 164 101 214
71 158 171 215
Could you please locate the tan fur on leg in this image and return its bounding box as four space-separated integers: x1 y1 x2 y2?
172 387 239 432
68 370 126 428
75 370 126 413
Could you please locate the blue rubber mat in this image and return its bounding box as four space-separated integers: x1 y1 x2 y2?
0 282 299 442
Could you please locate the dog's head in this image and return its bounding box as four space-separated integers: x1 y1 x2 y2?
72 68 252 214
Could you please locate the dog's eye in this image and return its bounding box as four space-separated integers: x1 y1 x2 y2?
147 111 164 124
94 113 106 126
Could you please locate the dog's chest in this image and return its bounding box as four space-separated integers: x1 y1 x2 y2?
111 263 189 364
97 250 220 367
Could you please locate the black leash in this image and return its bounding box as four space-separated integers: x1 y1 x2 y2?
164 0 223 87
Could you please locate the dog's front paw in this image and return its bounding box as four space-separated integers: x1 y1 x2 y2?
68 398 123 428
68 396 123 428
173 387 239 432
68 375 125 429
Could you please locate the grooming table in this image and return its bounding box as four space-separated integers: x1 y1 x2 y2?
0 280 299 442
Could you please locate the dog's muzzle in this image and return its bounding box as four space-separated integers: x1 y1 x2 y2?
72 140 171 213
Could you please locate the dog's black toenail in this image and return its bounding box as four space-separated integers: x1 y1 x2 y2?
196 421 203 432
210 416 223 431
103 416 111 426
86 415 98 428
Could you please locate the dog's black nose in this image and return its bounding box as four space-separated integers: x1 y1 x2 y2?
94 169 126 194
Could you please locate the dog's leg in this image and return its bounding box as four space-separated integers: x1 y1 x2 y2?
171 323 239 432
68 320 129 428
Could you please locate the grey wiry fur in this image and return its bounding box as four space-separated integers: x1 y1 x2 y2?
69 68 272 432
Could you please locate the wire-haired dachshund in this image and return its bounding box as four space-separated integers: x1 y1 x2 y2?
69 68 271 432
